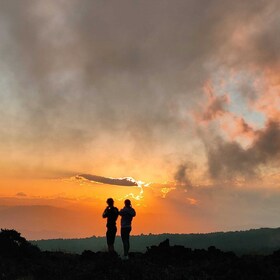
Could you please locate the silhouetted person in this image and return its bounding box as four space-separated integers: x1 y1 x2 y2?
119 199 136 259
102 198 119 252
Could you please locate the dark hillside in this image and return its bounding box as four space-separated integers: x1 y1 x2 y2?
1 229 280 279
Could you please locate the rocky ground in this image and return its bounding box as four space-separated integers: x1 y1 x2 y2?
1 229 280 279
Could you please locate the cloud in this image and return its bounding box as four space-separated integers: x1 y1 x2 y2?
75 173 148 201
199 81 230 122
174 163 194 189
16 192 27 197
204 121 280 180
77 174 138 187
253 121 280 161
221 116 256 141
195 62 280 183
0 0 279 183
198 80 257 141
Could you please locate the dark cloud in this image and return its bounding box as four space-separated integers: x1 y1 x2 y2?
249 9 280 68
16 192 27 197
174 163 194 189
206 138 257 179
204 121 280 180
254 121 280 160
77 174 138 187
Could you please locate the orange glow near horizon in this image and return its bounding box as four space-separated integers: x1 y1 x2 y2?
0 175 193 239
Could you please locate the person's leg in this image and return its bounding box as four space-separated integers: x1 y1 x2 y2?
121 227 131 256
107 227 117 252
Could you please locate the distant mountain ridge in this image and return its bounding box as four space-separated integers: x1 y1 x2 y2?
32 227 280 255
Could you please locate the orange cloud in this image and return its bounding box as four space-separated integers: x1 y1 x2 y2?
186 197 198 205
220 114 256 142
198 81 230 123
253 69 280 122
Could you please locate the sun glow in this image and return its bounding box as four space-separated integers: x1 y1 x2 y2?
65 174 151 202
160 187 176 198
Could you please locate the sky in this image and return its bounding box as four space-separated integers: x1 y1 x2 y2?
0 0 279 240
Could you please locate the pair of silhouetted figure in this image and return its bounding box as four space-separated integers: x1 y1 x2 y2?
102 198 136 259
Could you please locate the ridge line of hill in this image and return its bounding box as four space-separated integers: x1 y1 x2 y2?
32 227 280 255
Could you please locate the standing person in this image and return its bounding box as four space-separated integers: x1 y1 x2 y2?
102 198 119 252
119 199 136 259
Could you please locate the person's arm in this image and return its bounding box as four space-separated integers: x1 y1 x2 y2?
119 208 124 216
102 207 109 218
131 208 136 217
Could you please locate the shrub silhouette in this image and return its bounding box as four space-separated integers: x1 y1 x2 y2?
0 229 40 258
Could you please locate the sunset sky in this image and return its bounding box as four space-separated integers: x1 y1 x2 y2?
0 0 280 240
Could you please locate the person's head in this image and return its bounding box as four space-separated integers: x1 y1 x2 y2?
124 199 131 207
106 198 114 207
